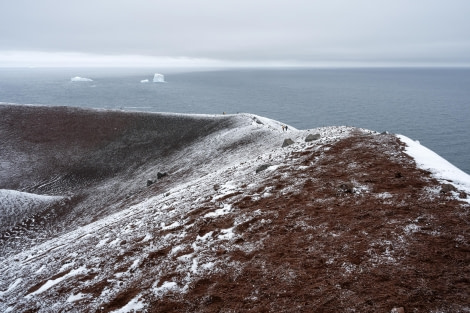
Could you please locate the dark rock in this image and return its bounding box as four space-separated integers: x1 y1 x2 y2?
282 138 295 147
147 179 154 186
256 164 272 173
395 172 403 178
120 240 127 245
338 183 355 193
305 133 321 142
459 191 467 199
254 118 264 125
157 172 168 179
213 184 220 191
440 183 457 194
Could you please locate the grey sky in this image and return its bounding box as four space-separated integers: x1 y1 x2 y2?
1 0 469 67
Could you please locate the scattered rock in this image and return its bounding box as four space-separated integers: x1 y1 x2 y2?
391 307 405 313
253 118 264 125
440 183 457 194
157 172 168 179
459 191 467 199
305 133 321 142
338 183 355 193
282 138 295 147
256 164 272 173
147 179 154 186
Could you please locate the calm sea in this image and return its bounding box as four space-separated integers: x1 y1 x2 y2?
1 67 469 174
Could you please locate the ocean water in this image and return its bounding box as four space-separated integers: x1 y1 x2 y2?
0 67 469 174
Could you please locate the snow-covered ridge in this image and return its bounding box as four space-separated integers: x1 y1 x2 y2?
0 189 63 232
398 134 470 196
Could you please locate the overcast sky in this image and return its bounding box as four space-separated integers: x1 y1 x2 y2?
1 0 469 67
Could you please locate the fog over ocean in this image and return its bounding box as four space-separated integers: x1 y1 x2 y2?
1 67 469 174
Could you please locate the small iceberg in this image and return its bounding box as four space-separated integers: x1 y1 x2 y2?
153 73 165 83
140 79 149 83
71 76 93 82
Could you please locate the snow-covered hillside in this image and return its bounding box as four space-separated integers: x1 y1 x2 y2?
0 189 63 232
1 104 469 312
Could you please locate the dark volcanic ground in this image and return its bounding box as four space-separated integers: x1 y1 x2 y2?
0 104 469 313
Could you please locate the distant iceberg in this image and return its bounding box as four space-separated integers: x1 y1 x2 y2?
153 73 165 83
71 76 93 82
140 79 149 83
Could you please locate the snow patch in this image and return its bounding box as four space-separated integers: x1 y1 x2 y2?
110 294 145 313
66 292 88 302
161 221 181 230
204 203 232 218
218 227 235 240
26 266 87 297
96 238 109 248
0 278 22 296
375 192 393 199
129 258 140 271
404 223 421 234
153 281 178 297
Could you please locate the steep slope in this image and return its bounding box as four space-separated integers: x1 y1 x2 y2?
1 104 469 312
0 104 280 251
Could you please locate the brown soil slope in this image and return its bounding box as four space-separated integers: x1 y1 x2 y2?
142 133 470 312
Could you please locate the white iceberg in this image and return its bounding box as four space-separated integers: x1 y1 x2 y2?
71 76 93 82
140 79 149 83
153 73 165 83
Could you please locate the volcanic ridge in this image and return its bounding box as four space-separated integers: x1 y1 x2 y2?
0 104 469 312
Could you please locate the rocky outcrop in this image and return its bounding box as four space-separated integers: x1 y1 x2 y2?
255 164 272 173
157 172 168 179
282 138 295 147
440 183 457 193
305 133 321 142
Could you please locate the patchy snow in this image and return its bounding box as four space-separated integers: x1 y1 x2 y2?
204 203 232 218
154 281 179 298
1 106 468 312
0 278 22 297
404 223 421 234
218 227 235 240
26 266 87 297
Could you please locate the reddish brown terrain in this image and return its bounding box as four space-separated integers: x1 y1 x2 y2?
0 104 469 312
